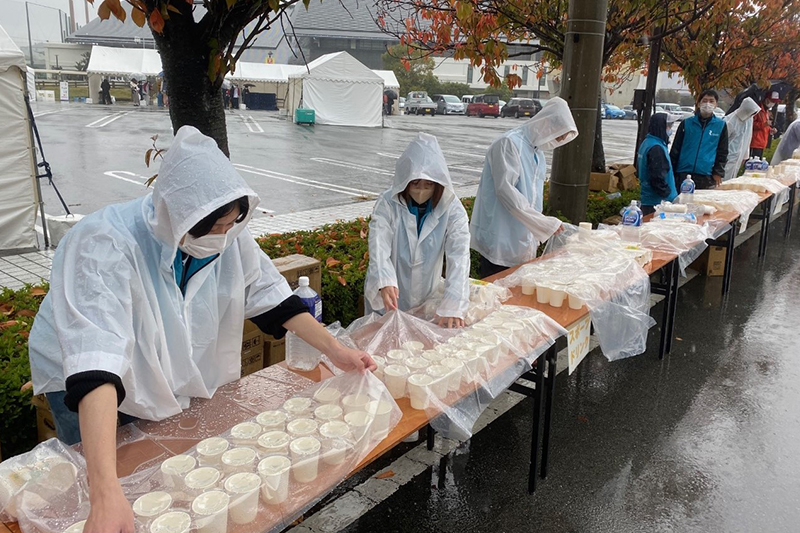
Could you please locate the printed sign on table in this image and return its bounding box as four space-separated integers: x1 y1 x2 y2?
567 314 591 375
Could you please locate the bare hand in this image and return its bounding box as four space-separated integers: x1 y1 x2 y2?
553 222 565 236
85 481 134 533
436 315 465 329
380 286 399 311
713 175 722 187
328 344 377 373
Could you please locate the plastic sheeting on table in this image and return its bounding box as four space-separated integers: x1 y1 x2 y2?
2 369 401 533
344 308 564 441
497 224 656 361
719 176 789 214
689 189 761 233
410 278 512 326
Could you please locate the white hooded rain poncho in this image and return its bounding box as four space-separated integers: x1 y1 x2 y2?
470 97 578 267
723 97 760 180
29 126 294 420
772 118 800 166
365 133 471 319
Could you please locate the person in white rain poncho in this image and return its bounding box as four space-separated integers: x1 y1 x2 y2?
772 118 800 166
365 133 471 328
470 97 578 278
28 126 374 533
723 97 760 180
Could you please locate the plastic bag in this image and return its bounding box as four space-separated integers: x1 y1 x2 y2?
719 177 789 214
5 369 400 533
690 189 760 233
409 278 512 326
344 309 564 441
498 224 656 361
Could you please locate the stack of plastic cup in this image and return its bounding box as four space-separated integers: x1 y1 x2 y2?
160 454 196 490
224 472 262 524
290 436 322 483
256 410 287 432
282 397 313 418
221 447 257 474
383 365 409 399
184 467 221 498
314 403 343 423
286 418 318 438
365 399 393 439
229 422 261 446
257 431 291 457
133 492 172 525
343 411 374 441
341 393 370 415
149 512 191 533
191 490 229 533
196 438 229 466
319 420 352 465
257 456 291 505
407 374 434 410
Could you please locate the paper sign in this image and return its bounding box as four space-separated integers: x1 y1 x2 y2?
59 81 69 102
567 315 591 375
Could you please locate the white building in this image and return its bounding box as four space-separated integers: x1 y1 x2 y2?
432 56 554 98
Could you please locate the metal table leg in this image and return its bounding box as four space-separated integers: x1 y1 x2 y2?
656 260 675 360
758 196 773 258
427 424 435 451
527 351 546 493
720 222 737 296
540 344 558 478
785 183 796 237
666 257 680 354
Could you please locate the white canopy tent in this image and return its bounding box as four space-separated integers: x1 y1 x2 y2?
373 69 400 90
86 46 163 103
287 52 383 127
227 62 304 109
0 24 39 253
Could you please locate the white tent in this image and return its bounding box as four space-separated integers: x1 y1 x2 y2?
0 24 39 252
287 52 383 127
373 69 399 90
87 46 162 104
227 63 305 109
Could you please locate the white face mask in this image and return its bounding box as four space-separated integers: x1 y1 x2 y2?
699 102 716 116
179 233 228 258
408 181 435 204
766 102 775 110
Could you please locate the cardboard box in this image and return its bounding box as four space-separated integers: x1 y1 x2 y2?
589 172 619 192
619 174 640 191
272 254 322 294
241 320 264 377
609 163 637 179
264 334 287 367
31 394 58 443
691 246 726 276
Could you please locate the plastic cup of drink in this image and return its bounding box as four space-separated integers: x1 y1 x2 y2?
229 422 261 446
536 285 551 304
221 447 257 474
549 287 566 308
385 349 409 363
440 357 464 391
184 467 221 497
371 355 386 381
313 387 341 405
314 403 343 422
257 431 291 457
401 341 425 353
149 512 191 533
365 399 393 439
473 345 496 372
383 365 409 399
344 411 374 441
407 374 434 410
133 491 172 522
290 436 322 483
257 456 291 505
224 472 261 524
434 344 458 356
256 410 287 432
568 293 584 310
320 420 352 465
426 365 451 399
521 278 536 296
282 397 313 417
191 490 229 533
341 393 371 415
63 521 86 533
421 350 445 364
160 454 196 490
287 418 318 438
405 357 429 373
196 437 229 466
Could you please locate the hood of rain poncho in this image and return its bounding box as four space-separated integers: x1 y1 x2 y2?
391 132 456 211
149 126 259 254
511 97 578 151
735 97 760 121
648 113 671 144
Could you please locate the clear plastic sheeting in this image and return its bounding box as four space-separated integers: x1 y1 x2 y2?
2 369 400 533
719 176 789 214
498 224 656 361
410 278 512 326
690 189 761 233
345 308 564 441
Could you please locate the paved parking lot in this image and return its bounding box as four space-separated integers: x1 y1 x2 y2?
29 102 639 221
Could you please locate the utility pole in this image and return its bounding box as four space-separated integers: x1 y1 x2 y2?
635 27 663 155
25 2 34 65
548 0 609 224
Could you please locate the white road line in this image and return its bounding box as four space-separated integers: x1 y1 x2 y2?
242 115 264 133
442 149 485 159
33 110 62 118
311 157 393 176
376 152 399 159
104 170 149 187
258 208 275 214
233 164 378 197
86 112 130 128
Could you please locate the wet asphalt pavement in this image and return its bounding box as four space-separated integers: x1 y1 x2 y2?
340 216 800 532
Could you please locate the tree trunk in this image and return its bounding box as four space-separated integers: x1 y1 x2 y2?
592 95 606 172
153 25 230 157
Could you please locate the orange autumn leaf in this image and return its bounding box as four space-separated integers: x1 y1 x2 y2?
375 470 395 479
0 320 20 329
150 9 165 33
325 257 341 268
30 287 47 297
16 309 36 318
337 276 347 286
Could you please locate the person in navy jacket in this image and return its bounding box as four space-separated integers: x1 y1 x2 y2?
669 89 729 190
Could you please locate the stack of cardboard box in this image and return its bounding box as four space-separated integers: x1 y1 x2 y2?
589 163 640 193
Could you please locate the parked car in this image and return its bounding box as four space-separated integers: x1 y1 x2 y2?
405 91 437 116
602 103 626 119
466 94 501 117
600 105 606 119
461 95 474 104
501 98 538 118
498 100 507 111
659 103 692 121
399 97 405 111
432 94 466 115
713 107 726 118
680 105 695 116
655 105 682 123
622 105 637 120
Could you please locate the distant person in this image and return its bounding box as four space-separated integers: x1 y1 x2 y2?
223 87 231 109
669 89 728 189
129 79 140 106
638 113 677 215
470 97 577 278
160 78 169 108
771 118 800 165
723 97 760 180
100 78 111 105
750 91 779 158
232 85 240 109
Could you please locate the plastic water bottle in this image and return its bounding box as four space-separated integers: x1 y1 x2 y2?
745 158 754 172
621 200 643 242
294 276 322 322
680 174 695 204
286 276 323 371
760 157 769 171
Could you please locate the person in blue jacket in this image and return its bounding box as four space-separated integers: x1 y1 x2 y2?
638 113 678 215
669 89 729 190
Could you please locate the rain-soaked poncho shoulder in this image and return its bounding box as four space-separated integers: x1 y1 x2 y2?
365 133 470 319
724 97 760 180
29 126 293 421
772 119 800 165
470 97 577 267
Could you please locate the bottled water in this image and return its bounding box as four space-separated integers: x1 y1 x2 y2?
294 276 322 322
621 200 643 243
680 174 695 204
286 276 323 371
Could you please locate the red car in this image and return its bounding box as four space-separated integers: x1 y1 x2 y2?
466 94 501 117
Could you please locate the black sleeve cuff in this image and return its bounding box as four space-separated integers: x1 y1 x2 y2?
64 371 126 412
250 295 311 339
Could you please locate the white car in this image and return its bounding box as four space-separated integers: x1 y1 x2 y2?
659 103 691 121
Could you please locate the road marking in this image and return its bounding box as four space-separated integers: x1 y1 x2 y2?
442 149 485 159
258 208 275 214
104 170 149 187
311 157 393 176
86 112 130 128
33 110 62 118
242 115 264 133
376 152 399 159
233 164 378 198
